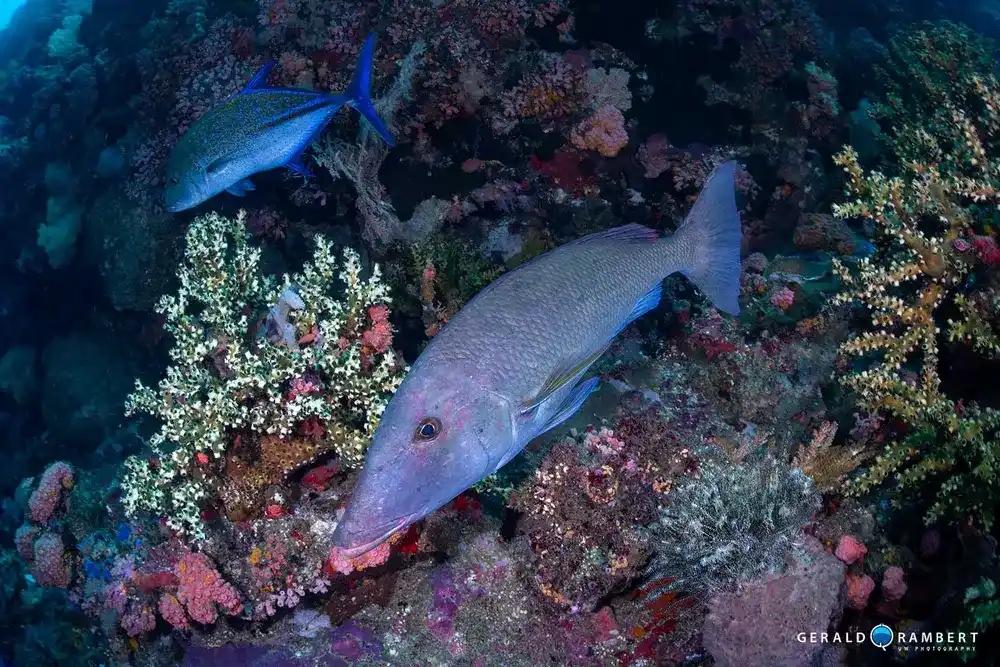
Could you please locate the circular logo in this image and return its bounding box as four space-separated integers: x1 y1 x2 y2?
870 624 894 649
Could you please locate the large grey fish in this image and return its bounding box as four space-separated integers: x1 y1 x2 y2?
164 33 393 213
332 162 743 557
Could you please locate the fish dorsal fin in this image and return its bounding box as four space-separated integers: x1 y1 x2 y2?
565 223 660 245
244 62 276 92
521 342 611 413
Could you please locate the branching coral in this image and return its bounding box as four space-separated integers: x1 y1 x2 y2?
120 211 405 538
831 22 1000 527
791 421 866 493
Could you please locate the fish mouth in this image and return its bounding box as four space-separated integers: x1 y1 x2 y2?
333 513 416 559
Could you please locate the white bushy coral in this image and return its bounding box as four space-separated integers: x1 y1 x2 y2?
121 211 405 539
646 453 820 596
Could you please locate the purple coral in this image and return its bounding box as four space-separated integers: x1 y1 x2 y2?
329 620 383 664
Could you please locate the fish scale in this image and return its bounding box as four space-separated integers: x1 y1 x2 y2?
424 238 669 401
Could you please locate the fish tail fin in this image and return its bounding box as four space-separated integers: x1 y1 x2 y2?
346 33 395 147
666 161 743 315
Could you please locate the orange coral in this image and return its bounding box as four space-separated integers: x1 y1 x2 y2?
570 105 628 157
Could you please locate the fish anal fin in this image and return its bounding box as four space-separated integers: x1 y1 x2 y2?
620 282 663 333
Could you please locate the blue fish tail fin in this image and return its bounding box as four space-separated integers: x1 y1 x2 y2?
668 161 743 316
346 33 395 147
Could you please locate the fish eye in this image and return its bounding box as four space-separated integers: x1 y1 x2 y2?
415 417 441 441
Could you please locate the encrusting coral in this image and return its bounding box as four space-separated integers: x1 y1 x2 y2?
120 211 405 538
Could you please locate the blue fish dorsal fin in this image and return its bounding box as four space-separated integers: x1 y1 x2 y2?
566 223 660 246
244 62 276 92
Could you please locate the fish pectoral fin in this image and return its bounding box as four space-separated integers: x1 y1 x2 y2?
285 154 315 179
535 377 600 437
205 156 231 177
226 179 256 196
495 378 599 472
520 344 610 413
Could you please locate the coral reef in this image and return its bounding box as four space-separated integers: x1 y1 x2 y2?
120 211 404 537
2 0 999 664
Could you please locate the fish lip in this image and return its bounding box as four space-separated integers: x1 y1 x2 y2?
334 513 415 559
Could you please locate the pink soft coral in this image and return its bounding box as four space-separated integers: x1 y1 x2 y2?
362 305 393 353
158 593 190 630
30 532 71 588
28 461 74 524
846 573 875 610
834 535 867 565
881 566 906 601
175 552 243 625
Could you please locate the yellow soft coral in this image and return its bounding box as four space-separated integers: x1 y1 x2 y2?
830 49 1000 525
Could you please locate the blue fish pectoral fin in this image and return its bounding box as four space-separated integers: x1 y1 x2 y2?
285 153 315 179
226 179 256 196
206 155 233 177
494 377 600 473
244 62 276 92
668 161 743 315
345 32 395 147
535 376 600 437
521 342 611 413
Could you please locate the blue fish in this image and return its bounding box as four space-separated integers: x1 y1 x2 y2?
165 33 394 212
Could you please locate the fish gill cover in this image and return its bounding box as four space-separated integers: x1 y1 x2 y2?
0 1 999 666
